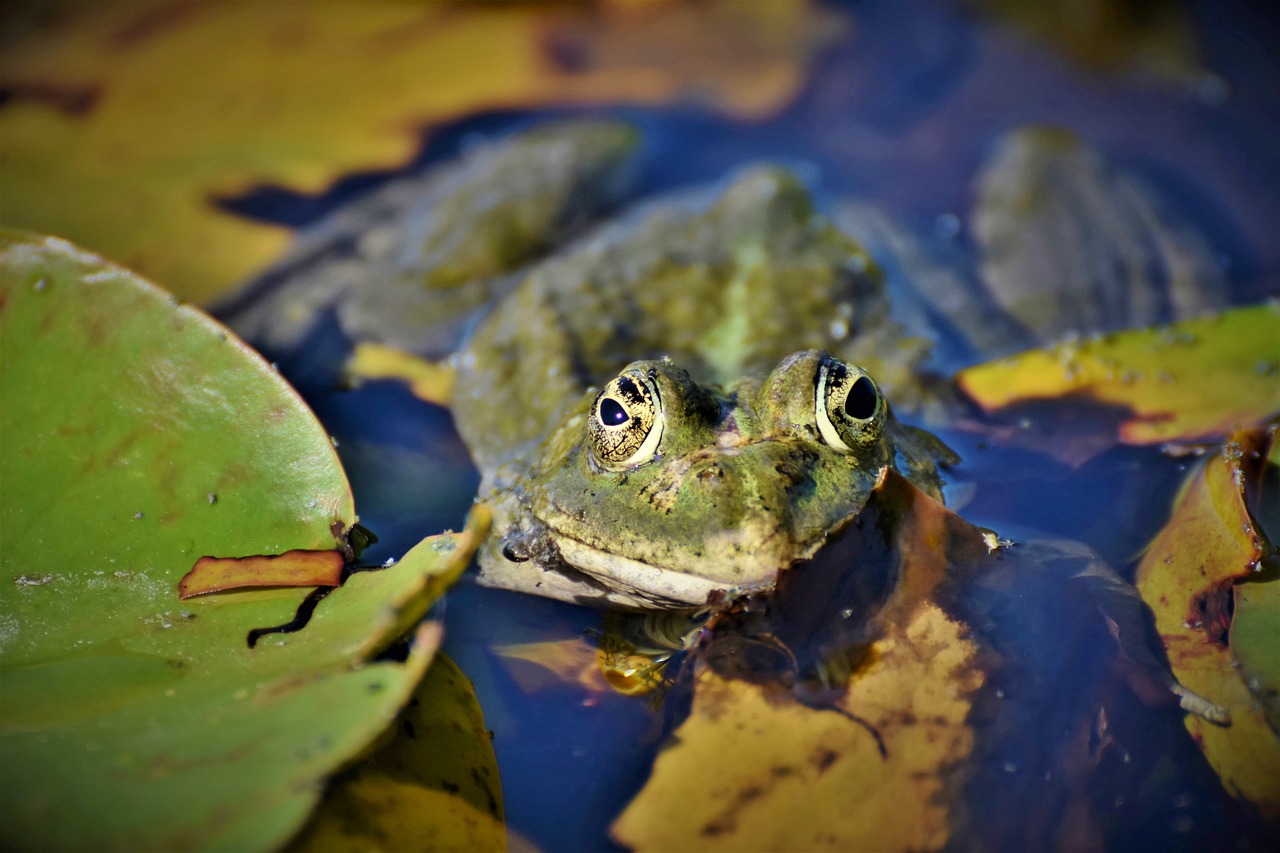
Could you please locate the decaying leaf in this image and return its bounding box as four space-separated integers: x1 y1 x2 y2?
0 231 482 851
179 549 347 599
496 636 612 695
612 470 990 851
1135 425 1280 820
957 303 1280 448
289 653 505 853
1 0 842 303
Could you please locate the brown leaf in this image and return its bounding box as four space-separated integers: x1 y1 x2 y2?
178 549 345 599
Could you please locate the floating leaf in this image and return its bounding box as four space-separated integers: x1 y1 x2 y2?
612 470 989 850
179 549 346 599
1 0 841 303
0 231 479 850
957 304 1280 447
1135 426 1280 820
289 653 505 853
1231 577 1280 734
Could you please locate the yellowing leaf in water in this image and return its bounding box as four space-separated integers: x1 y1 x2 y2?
613 604 981 851
1 0 843 303
495 637 612 695
613 470 988 851
957 304 1280 446
347 343 456 407
1135 426 1280 820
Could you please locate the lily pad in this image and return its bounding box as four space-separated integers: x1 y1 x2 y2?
957 303 1280 447
289 652 505 852
0 231 481 850
1135 426 1280 819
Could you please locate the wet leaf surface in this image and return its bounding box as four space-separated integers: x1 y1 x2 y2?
957 304 1280 449
613 470 1210 849
1 0 838 304
0 231 482 851
289 653 505 853
1135 426 1280 820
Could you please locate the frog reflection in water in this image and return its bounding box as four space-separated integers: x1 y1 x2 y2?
445 167 955 624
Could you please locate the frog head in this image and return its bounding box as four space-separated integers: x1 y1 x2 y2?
477 350 954 610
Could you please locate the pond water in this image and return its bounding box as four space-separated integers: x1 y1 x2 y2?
227 1 1279 849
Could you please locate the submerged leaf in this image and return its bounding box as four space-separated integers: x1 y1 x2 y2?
1135 426 1280 819
957 304 1280 447
0 232 477 851
346 343 456 407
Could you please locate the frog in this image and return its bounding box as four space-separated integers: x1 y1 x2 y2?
446 166 957 610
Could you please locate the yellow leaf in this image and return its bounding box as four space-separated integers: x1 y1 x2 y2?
613 602 981 851
957 304 1280 446
347 343 455 407
1135 426 1280 820
2 0 843 303
613 470 988 851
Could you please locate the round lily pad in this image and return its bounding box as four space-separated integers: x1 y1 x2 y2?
0 231 474 850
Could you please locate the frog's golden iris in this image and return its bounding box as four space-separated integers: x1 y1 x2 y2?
589 368 664 470
815 357 887 453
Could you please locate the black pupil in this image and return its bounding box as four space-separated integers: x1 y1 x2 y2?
844 376 878 419
600 397 629 426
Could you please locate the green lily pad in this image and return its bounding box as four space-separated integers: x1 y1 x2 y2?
1232 576 1280 734
289 652 506 852
0 231 478 851
1134 427 1279 820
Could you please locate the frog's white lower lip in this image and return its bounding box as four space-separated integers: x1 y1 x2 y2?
552 534 777 609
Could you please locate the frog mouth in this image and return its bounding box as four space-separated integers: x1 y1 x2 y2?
550 533 779 609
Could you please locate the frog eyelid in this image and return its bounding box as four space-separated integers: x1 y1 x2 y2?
814 357 885 453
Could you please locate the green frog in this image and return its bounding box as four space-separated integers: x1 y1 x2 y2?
447 166 956 610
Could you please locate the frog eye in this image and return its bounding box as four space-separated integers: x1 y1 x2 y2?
589 369 664 470
815 357 886 453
